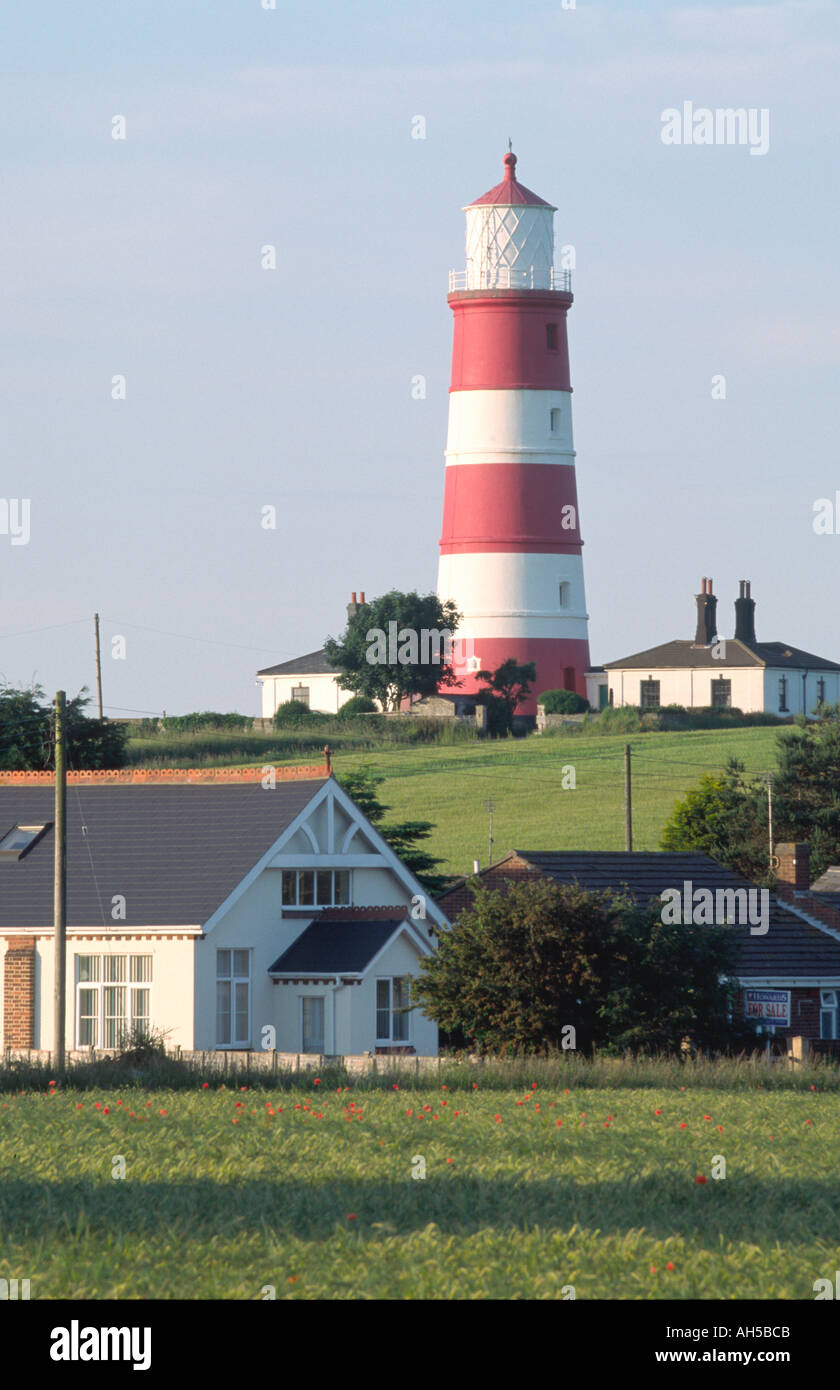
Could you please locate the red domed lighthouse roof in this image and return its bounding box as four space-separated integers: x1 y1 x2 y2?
467 151 555 210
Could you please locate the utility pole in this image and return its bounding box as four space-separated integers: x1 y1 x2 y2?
485 799 495 866
53 691 67 1073
766 776 774 868
624 744 633 852
94 613 104 719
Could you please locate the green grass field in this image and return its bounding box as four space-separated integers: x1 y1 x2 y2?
328 727 779 878
125 722 782 880
1 1065 836 1300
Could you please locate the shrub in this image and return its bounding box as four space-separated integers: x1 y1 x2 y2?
273 700 312 727
538 689 589 715
336 695 377 719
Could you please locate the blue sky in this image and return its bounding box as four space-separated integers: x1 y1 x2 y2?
1 0 838 715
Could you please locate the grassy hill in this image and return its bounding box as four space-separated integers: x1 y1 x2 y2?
125 722 780 879
303 727 778 878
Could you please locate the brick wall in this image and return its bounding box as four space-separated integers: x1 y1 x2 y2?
3 938 36 1047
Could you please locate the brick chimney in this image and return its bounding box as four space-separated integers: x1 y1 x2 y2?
693 577 718 646
776 842 810 892
734 579 756 645
346 591 360 623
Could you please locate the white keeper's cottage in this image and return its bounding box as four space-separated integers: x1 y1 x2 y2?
602 579 840 717
0 760 444 1057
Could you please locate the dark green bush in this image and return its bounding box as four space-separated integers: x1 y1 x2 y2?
538 689 590 714
273 700 313 727
336 695 377 718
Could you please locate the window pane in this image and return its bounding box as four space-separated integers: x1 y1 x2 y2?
216 950 231 979
376 979 390 1039
104 987 127 1047
282 871 297 905
393 977 410 1041
316 870 333 906
216 980 231 1044
302 997 324 1052
234 982 249 1042
132 989 150 1037
130 956 152 983
334 870 350 905
78 989 98 1046
233 950 249 978
104 956 126 982
298 871 315 906
78 955 99 983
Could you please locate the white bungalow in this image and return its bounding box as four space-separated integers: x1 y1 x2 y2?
0 762 444 1057
603 579 840 717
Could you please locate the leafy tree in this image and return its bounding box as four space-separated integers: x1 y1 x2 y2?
475 658 536 735
415 877 739 1054
772 706 840 878
336 768 449 895
661 708 840 884
0 684 127 770
324 590 462 713
660 759 770 882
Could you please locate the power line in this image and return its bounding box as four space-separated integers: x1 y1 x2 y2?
0 618 90 640
99 615 293 657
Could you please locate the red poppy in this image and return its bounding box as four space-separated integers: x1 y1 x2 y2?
679 1122 687 1129
655 1109 661 1116
314 1079 321 1085
159 1109 167 1117
494 1114 501 1122
556 1119 562 1127
650 1265 657 1274
447 1157 454 1164
202 1082 209 1089
666 1262 674 1271
695 1174 707 1184
103 1106 110 1115
347 1213 357 1221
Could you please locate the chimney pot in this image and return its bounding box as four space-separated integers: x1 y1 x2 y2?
360 591 366 603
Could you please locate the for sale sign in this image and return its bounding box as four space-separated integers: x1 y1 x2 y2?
744 988 791 1028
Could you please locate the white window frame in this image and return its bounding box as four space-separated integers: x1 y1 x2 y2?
74 954 152 1049
281 868 351 909
375 976 411 1044
216 949 251 1049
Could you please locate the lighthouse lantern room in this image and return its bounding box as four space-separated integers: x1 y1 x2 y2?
437 151 591 713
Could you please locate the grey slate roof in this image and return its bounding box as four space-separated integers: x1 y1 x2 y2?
268 918 408 975
0 781 327 929
257 649 335 677
603 638 840 672
438 850 840 980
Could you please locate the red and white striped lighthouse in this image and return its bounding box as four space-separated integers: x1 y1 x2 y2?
437 151 591 713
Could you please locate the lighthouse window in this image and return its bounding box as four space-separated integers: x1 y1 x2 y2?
546 323 558 350
550 409 562 434
558 582 570 608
